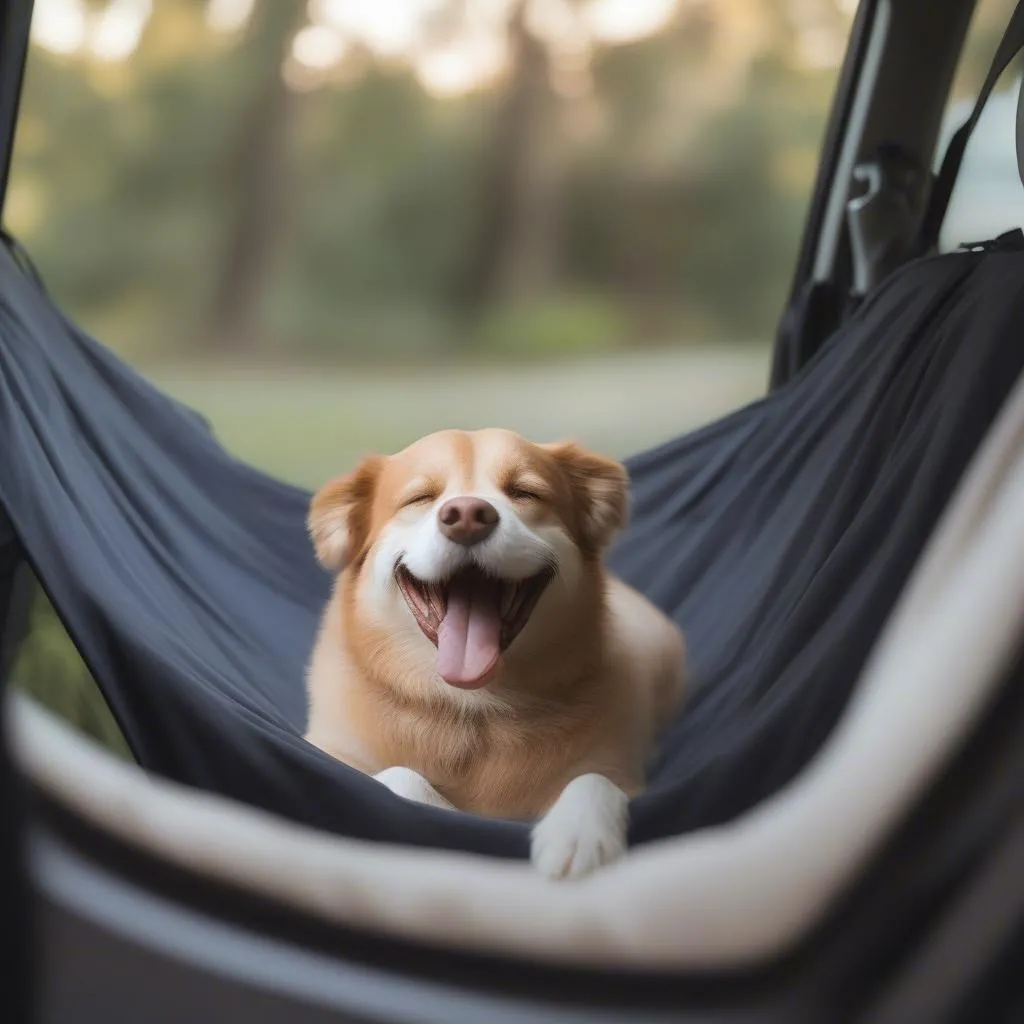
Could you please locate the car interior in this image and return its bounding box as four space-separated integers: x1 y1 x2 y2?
3 1 1024 1021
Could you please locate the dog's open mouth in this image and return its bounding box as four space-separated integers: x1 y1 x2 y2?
396 564 553 689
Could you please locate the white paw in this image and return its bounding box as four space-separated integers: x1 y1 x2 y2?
374 767 453 809
530 774 629 881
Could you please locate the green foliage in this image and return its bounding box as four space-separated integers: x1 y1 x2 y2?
948 0 1021 102
12 582 132 759
8 1 860 360
269 68 489 352
11 0 1012 360
474 294 626 359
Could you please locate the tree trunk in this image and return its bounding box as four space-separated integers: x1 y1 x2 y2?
207 1 303 351
460 0 564 310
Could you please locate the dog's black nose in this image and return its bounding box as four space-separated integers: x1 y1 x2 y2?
438 497 499 546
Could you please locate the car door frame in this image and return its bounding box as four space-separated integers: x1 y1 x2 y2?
771 0 979 388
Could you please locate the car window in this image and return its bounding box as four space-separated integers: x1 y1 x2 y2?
7 0 856 478
5 0 854 750
937 0 1024 251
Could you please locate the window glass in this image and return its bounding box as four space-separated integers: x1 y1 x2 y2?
8 0 857 476
7 0 855 747
937 0 1024 251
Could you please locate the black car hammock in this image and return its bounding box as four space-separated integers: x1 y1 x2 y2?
2 0 1024 868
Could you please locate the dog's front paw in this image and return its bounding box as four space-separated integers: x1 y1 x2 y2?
374 767 454 810
530 774 629 881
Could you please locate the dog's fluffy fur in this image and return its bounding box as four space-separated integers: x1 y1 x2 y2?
304 428 685 879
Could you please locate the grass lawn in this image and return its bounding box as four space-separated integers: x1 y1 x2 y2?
149 345 771 488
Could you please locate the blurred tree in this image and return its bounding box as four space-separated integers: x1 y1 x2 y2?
7 0 855 356
460 0 560 310
565 0 848 340
11 0 235 350
947 0 1020 103
207 0 305 350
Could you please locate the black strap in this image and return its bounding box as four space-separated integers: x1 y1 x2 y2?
916 0 1024 254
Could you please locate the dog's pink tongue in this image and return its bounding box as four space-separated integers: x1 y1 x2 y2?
436 575 502 688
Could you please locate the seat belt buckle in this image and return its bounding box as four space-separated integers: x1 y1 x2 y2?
847 143 929 297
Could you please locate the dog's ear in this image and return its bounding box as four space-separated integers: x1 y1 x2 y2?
543 441 629 553
308 456 385 572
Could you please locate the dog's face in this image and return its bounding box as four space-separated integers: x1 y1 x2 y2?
309 429 628 694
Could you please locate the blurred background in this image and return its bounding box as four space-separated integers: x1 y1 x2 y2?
6 0 1019 752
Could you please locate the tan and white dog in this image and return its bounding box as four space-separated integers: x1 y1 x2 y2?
304 428 685 879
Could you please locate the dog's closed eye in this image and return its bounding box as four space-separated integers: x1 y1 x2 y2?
505 481 548 503
399 489 438 510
